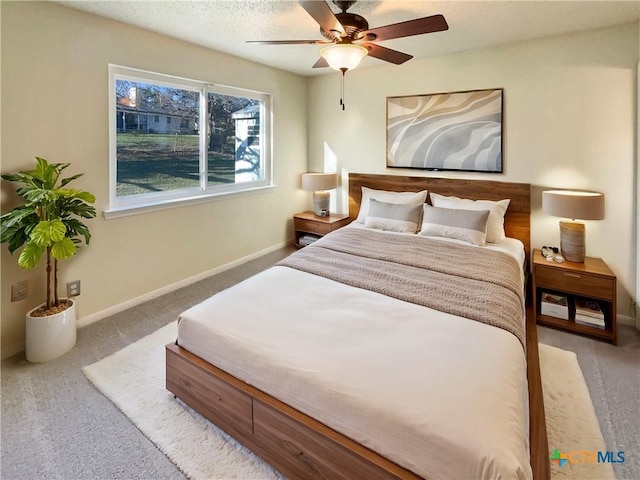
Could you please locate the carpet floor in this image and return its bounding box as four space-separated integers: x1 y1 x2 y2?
82 321 614 480
2 246 638 479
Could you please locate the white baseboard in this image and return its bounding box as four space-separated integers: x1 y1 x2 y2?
617 314 637 328
3 245 634 360
77 241 290 328
1 242 290 360
1 341 25 360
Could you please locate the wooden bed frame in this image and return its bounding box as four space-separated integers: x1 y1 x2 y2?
166 173 550 480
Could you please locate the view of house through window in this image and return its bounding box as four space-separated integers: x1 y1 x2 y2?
115 80 201 196
206 93 263 187
110 66 270 212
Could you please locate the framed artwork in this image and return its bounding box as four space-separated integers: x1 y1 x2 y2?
386 88 503 173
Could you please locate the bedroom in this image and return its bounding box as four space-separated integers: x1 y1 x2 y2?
1 1 638 479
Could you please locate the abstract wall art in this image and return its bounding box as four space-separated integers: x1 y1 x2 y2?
387 88 503 173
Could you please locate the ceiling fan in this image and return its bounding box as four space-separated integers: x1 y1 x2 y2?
247 0 449 70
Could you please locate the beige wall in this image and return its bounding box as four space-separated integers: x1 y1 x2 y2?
1 2 308 355
2 4 637 357
308 23 639 320
637 20 640 329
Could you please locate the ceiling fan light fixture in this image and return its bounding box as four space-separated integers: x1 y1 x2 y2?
319 44 368 71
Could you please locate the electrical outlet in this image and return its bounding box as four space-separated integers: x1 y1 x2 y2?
67 280 81 298
11 281 28 302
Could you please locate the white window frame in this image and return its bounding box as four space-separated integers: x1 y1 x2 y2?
105 65 273 219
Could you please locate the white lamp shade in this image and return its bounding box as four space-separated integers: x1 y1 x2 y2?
542 190 604 220
301 173 338 192
319 44 368 71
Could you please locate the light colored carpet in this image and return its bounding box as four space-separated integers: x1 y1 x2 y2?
83 322 614 480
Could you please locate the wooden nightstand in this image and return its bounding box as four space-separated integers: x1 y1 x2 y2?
293 211 350 248
532 249 617 344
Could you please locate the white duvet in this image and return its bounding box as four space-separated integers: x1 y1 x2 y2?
177 229 532 479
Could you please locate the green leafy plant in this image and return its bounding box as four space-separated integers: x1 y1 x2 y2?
1 157 96 314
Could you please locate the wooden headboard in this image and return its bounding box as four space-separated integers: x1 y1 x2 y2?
348 173 531 258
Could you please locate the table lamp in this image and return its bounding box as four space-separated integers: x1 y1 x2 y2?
542 190 604 263
301 173 338 217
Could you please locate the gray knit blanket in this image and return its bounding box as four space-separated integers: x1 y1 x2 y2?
279 227 526 349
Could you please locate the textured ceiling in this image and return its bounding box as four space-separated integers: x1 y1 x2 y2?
57 0 639 76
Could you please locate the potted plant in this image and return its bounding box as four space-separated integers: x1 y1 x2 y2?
1 157 96 362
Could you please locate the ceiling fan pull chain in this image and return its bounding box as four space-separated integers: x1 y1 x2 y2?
340 67 347 110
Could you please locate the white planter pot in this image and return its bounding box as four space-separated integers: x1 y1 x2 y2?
26 299 76 363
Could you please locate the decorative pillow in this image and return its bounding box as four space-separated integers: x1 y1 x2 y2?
364 199 423 233
419 204 490 246
429 193 510 243
356 187 427 224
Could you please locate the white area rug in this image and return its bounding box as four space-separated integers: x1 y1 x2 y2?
83 322 283 480
83 322 614 480
538 344 615 480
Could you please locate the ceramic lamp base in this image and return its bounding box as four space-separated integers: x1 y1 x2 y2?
559 220 585 263
313 191 330 217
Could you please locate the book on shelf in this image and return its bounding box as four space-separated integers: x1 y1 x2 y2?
298 234 321 246
574 299 604 320
540 292 569 320
575 317 605 329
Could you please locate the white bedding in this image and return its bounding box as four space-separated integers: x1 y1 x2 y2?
177 228 532 479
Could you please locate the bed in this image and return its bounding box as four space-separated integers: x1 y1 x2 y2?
166 173 549 480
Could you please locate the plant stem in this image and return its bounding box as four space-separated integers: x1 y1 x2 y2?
46 247 52 309
53 258 59 306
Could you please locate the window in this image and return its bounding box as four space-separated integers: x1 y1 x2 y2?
107 65 272 217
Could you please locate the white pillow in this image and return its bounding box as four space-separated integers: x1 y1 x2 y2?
356 187 427 224
429 193 510 243
419 204 490 246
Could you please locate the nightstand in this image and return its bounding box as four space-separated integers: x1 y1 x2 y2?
293 211 350 248
532 249 617 344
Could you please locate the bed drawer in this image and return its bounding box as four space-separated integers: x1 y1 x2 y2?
252 400 415 480
535 265 614 300
166 345 253 439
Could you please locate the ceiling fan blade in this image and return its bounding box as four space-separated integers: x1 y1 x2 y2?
363 14 448 42
312 57 329 68
298 0 345 39
362 42 412 65
246 40 327 45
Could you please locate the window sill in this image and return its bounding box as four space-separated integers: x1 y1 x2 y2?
103 184 277 219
